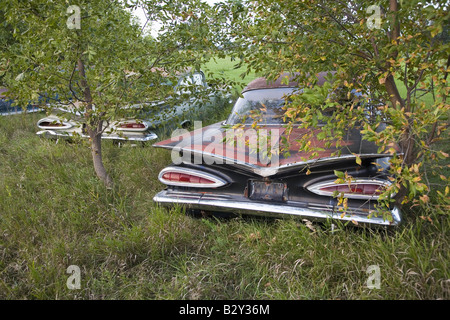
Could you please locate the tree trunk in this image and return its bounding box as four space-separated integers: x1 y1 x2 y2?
77 58 113 188
384 75 404 109
384 0 412 207
89 122 114 188
385 1 403 109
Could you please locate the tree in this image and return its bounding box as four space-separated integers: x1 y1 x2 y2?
214 0 449 218
0 9 17 85
0 0 219 187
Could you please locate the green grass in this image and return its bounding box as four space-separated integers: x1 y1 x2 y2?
0 112 448 300
203 56 259 92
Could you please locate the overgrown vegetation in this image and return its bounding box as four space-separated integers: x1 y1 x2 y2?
213 0 449 221
0 103 448 299
0 0 448 300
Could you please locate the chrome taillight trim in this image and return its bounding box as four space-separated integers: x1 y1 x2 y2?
306 179 393 200
37 117 73 130
158 167 228 188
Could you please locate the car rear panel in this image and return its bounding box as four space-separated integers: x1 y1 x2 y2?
154 161 402 227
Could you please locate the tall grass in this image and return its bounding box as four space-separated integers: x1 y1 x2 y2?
0 112 448 300
203 56 258 92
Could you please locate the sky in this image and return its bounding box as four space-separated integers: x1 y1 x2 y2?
129 0 222 38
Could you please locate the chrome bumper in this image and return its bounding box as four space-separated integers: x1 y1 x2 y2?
36 129 158 142
153 190 402 227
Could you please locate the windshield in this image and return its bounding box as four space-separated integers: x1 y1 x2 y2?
226 88 298 125
176 72 206 92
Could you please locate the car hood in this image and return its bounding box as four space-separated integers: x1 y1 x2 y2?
153 121 391 177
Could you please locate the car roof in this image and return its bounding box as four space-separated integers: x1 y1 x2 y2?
242 71 335 93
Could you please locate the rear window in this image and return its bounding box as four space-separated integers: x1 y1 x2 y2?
226 88 299 125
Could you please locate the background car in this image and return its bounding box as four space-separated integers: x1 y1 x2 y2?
36 70 223 143
153 72 402 227
0 87 42 115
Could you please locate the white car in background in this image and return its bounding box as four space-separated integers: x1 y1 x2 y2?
36 70 221 144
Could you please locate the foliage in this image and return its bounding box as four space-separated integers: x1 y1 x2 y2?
213 0 449 220
0 0 231 187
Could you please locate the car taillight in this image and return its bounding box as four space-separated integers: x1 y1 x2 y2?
116 121 148 132
158 167 228 188
306 179 392 200
37 118 73 130
318 184 383 195
39 121 65 127
119 123 146 129
162 172 216 184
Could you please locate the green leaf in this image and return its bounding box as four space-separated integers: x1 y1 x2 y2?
334 170 344 178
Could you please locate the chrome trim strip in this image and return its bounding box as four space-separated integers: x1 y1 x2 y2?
158 167 229 188
36 129 158 142
276 154 392 171
153 190 402 227
186 152 392 177
200 194 233 200
163 190 204 198
95 133 158 142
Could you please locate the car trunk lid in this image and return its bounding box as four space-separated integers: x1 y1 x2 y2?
153 122 392 177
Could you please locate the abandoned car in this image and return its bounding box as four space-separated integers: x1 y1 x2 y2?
153 73 401 227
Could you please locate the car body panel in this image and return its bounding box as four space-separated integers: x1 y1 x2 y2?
153 73 401 227
153 121 389 177
153 158 401 226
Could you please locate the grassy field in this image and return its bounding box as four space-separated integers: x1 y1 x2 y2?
0 58 448 300
0 111 448 300
203 56 259 92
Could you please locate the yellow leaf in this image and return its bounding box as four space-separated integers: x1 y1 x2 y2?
388 147 397 154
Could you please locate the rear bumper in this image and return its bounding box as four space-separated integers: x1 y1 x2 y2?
36 129 158 142
153 189 402 227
